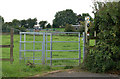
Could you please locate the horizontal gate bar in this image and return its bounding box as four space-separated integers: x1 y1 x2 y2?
34 63 42 65
46 41 79 43
20 41 43 43
46 50 78 52
21 57 41 59
20 32 44 34
47 58 79 60
47 32 80 34
24 59 42 60
20 50 42 52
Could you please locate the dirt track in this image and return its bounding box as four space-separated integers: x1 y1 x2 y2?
39 69 120 77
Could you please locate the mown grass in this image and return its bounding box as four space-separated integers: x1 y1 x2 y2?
1 32 94 77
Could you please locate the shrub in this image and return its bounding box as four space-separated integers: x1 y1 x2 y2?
83 2 120 73
78 25 84 33
83 43 117 72
64 24 75 32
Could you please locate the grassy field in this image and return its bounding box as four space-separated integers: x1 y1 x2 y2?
1 32 95 77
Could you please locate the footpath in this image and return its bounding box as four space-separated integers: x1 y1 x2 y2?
34 69 120 77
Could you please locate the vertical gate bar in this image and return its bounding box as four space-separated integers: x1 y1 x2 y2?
83 32 85 61
33 33 35 64
24 34 26 63
19 32 22 63
46 33 47 64
78 33 81 64
42 32 45 65
50 33 52 66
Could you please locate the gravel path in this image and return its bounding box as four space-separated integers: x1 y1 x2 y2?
42 69 119 77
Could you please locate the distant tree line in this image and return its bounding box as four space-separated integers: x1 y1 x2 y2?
1 9 92 33
1 17 52 33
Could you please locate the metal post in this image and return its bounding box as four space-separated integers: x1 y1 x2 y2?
78 33 81 64
42 32 45 65
19 32 22 63
83 32 85 61
33 33 35 64
24 34 26 63
46 33 48 64
50 33 52 66
85 20 88 43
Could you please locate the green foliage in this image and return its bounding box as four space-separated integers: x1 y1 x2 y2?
26 18 37 28
39 21 47 29
21 18 37 28
77 13 93 22
53 9 77 28
64 66 73 69
2 18 37 33
64 24 75 32
46 23 51 28
0 16 4 24
83 43 119 72
78 25 84 33
83 2 120 73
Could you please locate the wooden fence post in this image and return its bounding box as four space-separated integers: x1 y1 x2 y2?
10 28 14 64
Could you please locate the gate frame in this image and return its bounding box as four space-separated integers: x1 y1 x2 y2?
19 32 85 66
46 32 81 67
19 32 45 64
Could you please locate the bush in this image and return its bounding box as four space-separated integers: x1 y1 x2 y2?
83 43 118 72
78 25 84 33
83 2 120 73
64 24 75 32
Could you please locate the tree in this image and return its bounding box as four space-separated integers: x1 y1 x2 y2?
12 19 21 28
21 20 28 28
46 23 51 28
53 9 77 28
27 18 37 28
77 13 93 23
0 16 4 24
39 21 47 29
1 16 4 30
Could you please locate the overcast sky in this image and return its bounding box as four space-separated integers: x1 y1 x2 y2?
0 0 95 24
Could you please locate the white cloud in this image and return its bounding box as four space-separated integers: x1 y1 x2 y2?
0 0 94 24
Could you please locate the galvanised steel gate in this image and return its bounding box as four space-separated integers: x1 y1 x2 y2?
19 32 85 66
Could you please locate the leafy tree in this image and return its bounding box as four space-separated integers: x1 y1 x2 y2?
0 16 4 24
27 18 37 28
1 16 4 30
21 20 28 28
2 22 13 32
39 21 47 29
46 23 51 28
53 9 77 28
77 13 93 23
12 19 21 28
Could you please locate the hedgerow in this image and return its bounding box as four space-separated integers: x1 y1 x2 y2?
83 2 120 72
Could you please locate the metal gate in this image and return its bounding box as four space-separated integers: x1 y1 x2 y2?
19 32 85 66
